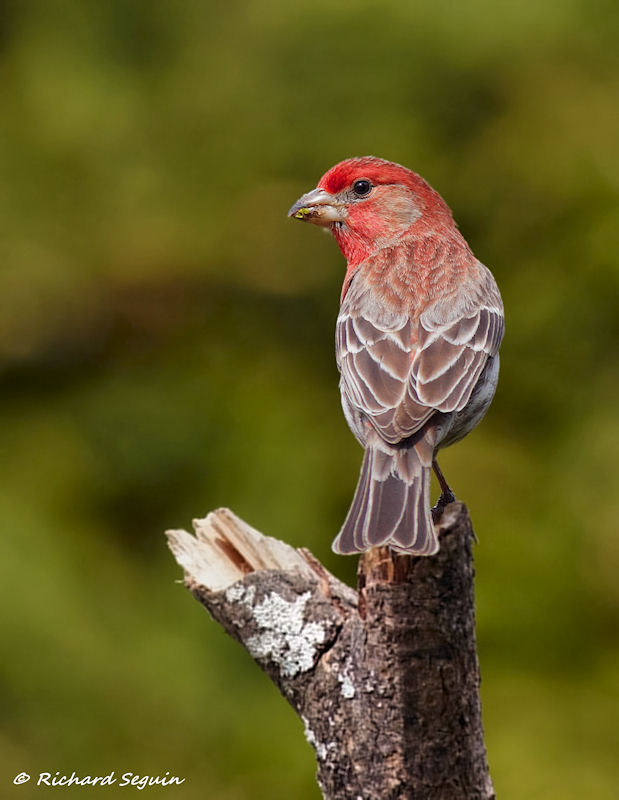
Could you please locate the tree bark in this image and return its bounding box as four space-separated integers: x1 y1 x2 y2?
166 502 494 800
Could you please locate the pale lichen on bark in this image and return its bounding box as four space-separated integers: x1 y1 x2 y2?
244 590 327 678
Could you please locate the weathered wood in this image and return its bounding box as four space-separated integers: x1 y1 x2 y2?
166 503 494 799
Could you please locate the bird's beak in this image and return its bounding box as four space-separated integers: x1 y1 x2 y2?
288 188 346 226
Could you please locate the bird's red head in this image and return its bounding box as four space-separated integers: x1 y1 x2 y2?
289 157 454 269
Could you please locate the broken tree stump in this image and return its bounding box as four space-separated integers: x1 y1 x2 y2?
166 502 494 800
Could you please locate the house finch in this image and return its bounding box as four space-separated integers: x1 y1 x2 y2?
289 157 504 555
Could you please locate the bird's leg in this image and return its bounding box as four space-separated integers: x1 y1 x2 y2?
431 459 456 522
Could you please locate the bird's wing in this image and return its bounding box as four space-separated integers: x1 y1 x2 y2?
337 269 504 445
412 275 504 414
337 304 433 443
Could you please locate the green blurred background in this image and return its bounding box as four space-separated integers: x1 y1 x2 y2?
2 0 618 797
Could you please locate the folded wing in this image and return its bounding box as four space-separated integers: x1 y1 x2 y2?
337 269 504 443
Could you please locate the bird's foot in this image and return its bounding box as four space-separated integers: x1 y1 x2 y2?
431 490 456 523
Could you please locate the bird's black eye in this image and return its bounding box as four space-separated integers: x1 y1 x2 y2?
352 179 372 197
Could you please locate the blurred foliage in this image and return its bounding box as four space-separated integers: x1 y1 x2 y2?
1 0 618 797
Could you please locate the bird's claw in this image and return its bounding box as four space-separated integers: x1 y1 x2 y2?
431 491 456 523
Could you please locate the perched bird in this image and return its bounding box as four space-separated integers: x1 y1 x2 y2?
289 157 504 555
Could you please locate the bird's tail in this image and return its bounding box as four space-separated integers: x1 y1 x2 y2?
332 439 438 556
